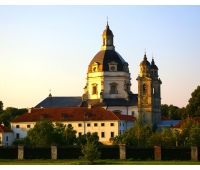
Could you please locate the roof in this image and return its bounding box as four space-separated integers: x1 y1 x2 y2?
157 120 181 127
150 58 158 70
81 94 138 107
171 117 200 129
0 124 13 133
102 22 114 36
161 116 168 120
140 54 150 66
88 50 127 72
11 107 136 123
35 96 82 108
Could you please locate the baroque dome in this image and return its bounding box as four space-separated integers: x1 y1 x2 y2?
88 50 128 72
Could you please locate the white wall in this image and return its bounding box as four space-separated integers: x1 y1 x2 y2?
0 132 14 146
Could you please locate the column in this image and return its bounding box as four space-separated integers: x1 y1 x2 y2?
51 145 57 159
119 144 126 159
154 145 161 161
191 145 198 161
18 145 24 160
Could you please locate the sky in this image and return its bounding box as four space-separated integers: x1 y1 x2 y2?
0 3 200 109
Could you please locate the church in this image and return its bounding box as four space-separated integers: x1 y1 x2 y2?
35 22 162 130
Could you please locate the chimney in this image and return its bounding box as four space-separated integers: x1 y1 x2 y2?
28 108 31 113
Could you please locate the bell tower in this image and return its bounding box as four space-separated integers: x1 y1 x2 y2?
136 53 162 130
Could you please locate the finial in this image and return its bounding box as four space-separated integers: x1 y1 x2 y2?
144 48 146 55
106 17 109 28
152 53 154 59
49 89 52 98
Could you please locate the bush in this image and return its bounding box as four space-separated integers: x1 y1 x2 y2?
81 141 101 164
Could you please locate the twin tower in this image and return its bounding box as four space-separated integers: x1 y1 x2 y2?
82 22 162 129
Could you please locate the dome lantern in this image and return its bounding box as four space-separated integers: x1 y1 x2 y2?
101 22 115 50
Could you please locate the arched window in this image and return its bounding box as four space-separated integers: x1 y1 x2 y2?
92 83 98 95
143 114 147 122
143 84 147 95
110 82 118 94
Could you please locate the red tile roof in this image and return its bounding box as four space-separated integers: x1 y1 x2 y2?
172 117 200 128
161 116 168 120
0 124 13 133
11 107 136 123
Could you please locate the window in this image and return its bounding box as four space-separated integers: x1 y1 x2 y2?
92 83 98 95
108 61 118 71
78 132 82 137
123 123 124 126
143 114 147 122
120 123 121 126
110 123 114 126
27 125 30 128
60 113 67 119
111 132 114 138
16 125 20 128
16 133 20 139
109 82 118 94
92 62 99 72
6 136 8 141
92 86 97 94
143 84 147 95
78 123 82 127
101 123 105 127
119 130 121 135
132 111 134 116
101 132 105 138
94 123 98 127
87 123 91 127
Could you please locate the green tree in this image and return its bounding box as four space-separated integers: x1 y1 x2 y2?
0 107 27 128
81 140 101 164
77 132 102 146
110 119 152 146
174 118 199 146
27 120 55 146
54 123 76 145
161 104 169 118
186 86 200 117
0 101 3 112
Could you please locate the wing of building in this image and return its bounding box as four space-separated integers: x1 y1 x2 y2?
0 124 14 146
10 107 136 145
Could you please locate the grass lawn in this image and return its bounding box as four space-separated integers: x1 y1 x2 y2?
0 159 200 165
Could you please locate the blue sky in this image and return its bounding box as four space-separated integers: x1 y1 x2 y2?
0 5 200 109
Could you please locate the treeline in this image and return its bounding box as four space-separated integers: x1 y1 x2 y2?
110 118 200 147
12 120 103 147
0 101 27 128
161 85 200 120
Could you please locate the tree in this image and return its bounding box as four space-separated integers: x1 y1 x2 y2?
186 86 200 117
0 107 27 128
20 120 77 146
54 123 77 145
174 118 199 146
77 132 102 146
26 120 55 146
0 101 3 112
81 140 101 164
110 119 152 146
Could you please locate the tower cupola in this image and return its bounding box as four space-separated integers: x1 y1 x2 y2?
139 52 151 77
101 22 115 50
150 57 159 78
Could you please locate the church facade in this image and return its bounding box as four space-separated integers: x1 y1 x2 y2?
35 22 162 129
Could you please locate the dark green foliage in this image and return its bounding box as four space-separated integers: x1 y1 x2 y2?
174 118 200 146
81 140 101 164
76 132 103 146
110 119 152 146
0 101 3 112
12 120 77 146
186 86 200 117
0 107 27 128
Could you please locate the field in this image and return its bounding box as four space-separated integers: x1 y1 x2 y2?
0 159 200 165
